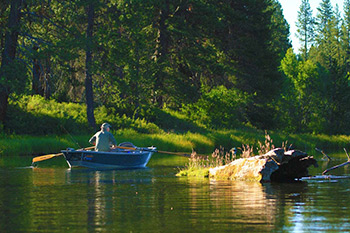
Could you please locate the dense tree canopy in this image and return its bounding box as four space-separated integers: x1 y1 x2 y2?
1 0 350 135
280 0 350 134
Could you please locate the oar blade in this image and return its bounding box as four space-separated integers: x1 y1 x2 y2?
32 153 63 163
32 146 95 164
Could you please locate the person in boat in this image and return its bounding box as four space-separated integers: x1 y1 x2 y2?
89 123 118 151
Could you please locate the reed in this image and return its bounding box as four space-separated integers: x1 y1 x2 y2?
176 131 337 177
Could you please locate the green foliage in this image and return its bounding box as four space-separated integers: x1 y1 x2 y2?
182 86 250 129
144 107 204 133
296 0 315 59
176 167 210 178
0 134 80 156
2 0 350 135
279 48 328 133
0 60 29 94
2 121 350 158
6 95 87 135
5 95 162 135
1 0 294 132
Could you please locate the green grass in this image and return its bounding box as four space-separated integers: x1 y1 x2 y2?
2 94 350 158
176 167 210 177
2 128 350 159
0 134 86 156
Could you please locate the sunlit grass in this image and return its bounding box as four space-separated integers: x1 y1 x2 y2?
0 135 83 156
2 129 350 160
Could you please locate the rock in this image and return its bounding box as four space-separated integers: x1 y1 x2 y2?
209 148 318 182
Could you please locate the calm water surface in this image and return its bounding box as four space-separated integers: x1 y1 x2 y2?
1 154 350 232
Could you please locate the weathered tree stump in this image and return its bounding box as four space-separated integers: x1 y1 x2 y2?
209 148 318 182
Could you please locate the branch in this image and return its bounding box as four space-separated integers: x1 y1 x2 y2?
344 148 350 160
322 148 350 175
322 161 350 175
23 11 72 35
315 148 332 161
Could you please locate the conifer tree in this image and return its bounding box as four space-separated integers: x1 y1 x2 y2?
85 1 96 129
270 0 291 60
343 0 350 73
296 0 315 60
316 0 333 44
0 0 22 124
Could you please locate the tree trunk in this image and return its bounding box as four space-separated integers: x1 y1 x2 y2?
0 0 21 123
85 3 96 129
154 0 170 108
32 46 44 96
43 56 51 99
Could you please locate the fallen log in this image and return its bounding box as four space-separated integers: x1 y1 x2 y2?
209 148 318 182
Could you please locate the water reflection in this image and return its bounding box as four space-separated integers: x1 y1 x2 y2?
179 177 317 232
208 180 276 225
1 155 350 232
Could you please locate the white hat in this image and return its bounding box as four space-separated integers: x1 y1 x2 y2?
101 123 111 129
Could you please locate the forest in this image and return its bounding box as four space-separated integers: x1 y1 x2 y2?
0 0 350 136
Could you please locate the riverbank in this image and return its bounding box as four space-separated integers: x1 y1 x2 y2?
1 128 350 157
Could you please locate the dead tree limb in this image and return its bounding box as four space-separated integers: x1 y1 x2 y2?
322 161 350 175
322 148 350 175
315 148 332 161
344 148 350 160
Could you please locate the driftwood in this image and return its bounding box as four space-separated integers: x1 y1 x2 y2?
209 148 318 182
322 148 350 175
315 148 332 161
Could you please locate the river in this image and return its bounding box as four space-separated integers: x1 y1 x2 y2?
0 154 350 232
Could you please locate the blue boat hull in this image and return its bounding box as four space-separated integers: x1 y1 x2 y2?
61 149 153 169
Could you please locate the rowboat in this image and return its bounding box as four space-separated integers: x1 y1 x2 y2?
61 142 156 169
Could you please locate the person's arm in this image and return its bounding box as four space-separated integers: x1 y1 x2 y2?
89 134 96 145
109 133 118 148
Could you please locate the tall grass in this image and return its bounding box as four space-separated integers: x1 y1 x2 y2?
176 131 350 177
0 135 80 156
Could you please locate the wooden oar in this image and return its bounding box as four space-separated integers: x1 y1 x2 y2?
32 146 95 163
33 145 197 164
116 146 193 157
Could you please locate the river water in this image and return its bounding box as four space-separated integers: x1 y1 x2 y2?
0 154 350 232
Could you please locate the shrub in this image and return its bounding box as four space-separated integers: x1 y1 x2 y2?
181 86 251 129
6 95 88 135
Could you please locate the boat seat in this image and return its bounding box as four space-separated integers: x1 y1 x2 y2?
118 142 136 148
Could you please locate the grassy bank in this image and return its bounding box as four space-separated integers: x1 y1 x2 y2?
1 95 350 157
1 128 350 157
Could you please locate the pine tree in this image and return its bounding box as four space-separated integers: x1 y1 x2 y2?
270 0 291 60
85 0 96 129
312 0 350 133
316 0 333 44
343 0 350 73
0 0 22 124
296 0 315 60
